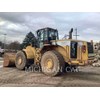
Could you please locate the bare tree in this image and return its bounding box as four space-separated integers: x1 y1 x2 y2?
8 41 20 51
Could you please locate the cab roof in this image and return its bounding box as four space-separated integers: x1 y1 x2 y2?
36 27 58 32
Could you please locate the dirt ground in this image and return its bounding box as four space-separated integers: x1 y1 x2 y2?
0 65 100 87
0 57 100 87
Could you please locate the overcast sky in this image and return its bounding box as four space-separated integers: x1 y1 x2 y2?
0 12 100 43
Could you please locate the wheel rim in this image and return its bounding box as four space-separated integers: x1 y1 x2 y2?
17 57 22 65
45 59 53 69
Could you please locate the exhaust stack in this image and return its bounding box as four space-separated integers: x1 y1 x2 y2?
69 28 73 39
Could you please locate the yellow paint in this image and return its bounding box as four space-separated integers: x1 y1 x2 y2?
23 46 36 59
18 57 22 65
22 39 92 66
45 59 53 69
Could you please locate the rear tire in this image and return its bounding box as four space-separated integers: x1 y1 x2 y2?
41 50 65 76
15 51 27 70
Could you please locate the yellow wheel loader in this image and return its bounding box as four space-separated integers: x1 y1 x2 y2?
4 27 96 76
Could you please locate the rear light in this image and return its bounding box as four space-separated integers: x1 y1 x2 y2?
82 45 86 53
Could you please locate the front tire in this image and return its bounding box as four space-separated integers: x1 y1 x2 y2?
15 51 27 70
41 50 65 76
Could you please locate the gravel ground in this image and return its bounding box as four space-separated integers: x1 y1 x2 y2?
0 57 3 68
0 65 100 87
0 57 100 87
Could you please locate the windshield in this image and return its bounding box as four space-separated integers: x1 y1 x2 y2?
49 30 58 40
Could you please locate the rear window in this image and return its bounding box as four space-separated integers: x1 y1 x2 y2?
87 42 94 53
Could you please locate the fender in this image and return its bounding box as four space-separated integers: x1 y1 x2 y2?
41 45 68 62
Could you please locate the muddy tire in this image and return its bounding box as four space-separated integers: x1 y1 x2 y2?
41 50 65 76
15 51 27 70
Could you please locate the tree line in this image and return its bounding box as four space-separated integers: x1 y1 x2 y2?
0 32 37 51
1 31 99 51
0 41 20 51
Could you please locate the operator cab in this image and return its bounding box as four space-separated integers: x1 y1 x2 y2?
36 27 59 48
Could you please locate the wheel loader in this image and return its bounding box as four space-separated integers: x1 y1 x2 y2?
3 27 96 76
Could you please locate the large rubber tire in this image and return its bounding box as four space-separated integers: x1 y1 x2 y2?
15 51 27 70
41 50 65 76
